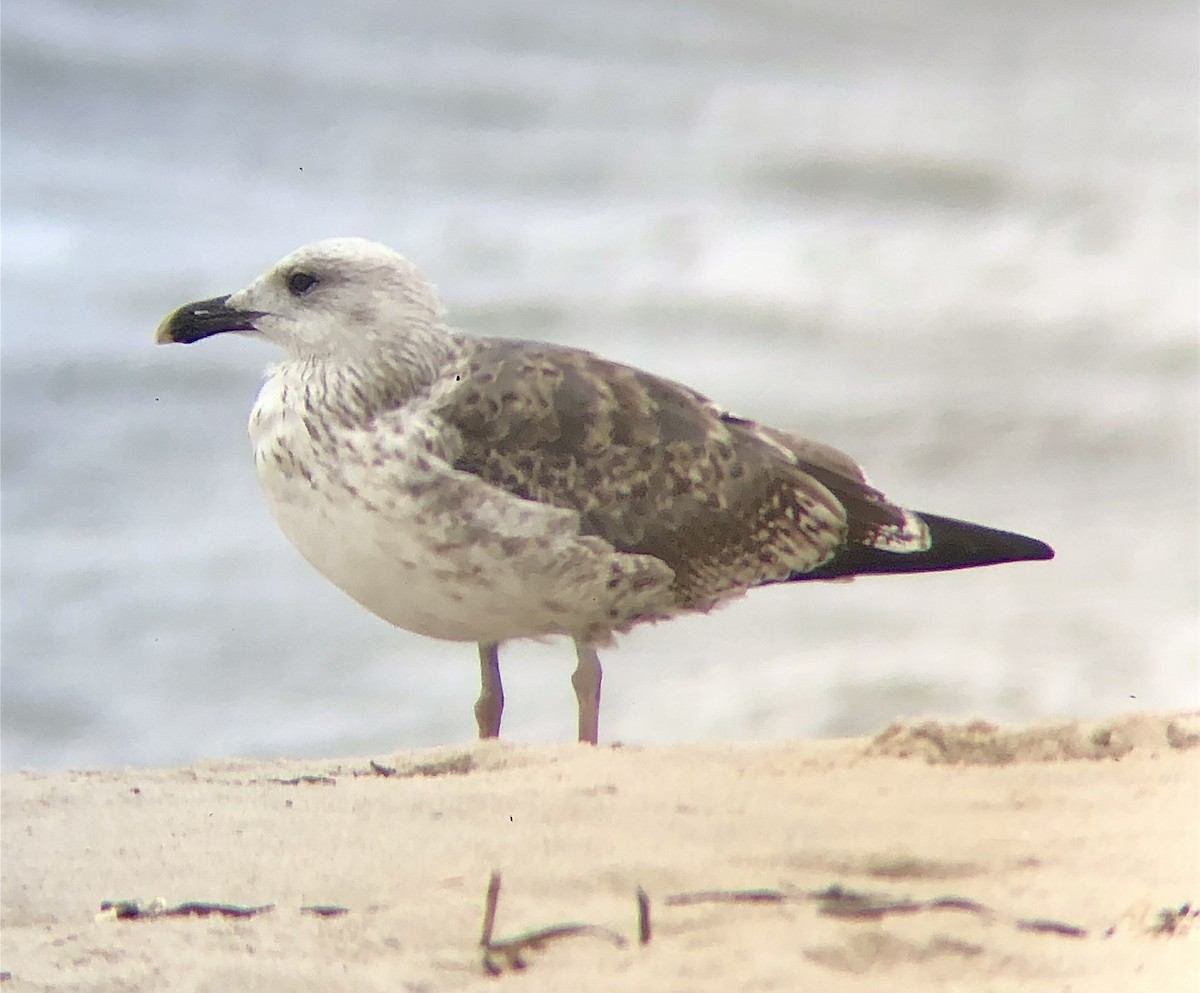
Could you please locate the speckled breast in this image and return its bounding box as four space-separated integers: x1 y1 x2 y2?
246 374 676 645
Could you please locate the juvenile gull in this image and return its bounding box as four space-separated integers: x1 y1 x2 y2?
155 237 1054 745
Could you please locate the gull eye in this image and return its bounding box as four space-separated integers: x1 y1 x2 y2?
287 271 318 296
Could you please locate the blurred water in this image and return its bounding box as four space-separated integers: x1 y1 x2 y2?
2 0 1197 770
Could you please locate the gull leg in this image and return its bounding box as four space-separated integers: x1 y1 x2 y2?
571 641 602 745
474 641 503 739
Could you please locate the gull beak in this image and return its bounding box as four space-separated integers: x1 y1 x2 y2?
155 295 265 345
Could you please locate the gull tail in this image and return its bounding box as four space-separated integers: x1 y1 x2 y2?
793 512 1054 581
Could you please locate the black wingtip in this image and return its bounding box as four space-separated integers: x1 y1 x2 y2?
916 511 1054 567
789 511 1054 582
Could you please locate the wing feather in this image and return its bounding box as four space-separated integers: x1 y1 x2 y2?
430 339 909 608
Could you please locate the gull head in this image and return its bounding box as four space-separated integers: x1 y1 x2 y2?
155 237 446 361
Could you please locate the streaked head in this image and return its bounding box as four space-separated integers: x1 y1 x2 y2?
155 237 446 360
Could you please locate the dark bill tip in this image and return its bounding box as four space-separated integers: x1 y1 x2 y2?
155 295 265 345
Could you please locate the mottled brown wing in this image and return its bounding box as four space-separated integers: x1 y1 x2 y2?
751 425 925 549
432 338 908 608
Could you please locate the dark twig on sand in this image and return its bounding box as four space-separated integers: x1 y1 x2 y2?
478 872 627 975
301 904 350 917
98 899 274 921
1015 918 1087 938
661 883 1088 939
479 872 501 949
636 886 652 945
665 889 787 907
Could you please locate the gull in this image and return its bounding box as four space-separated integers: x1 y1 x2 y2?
155 237 1053 745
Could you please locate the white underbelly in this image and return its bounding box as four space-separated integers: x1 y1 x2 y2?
266 492 523 641
247 372 675 644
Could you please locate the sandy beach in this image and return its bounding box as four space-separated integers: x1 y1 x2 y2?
2 711 1197 992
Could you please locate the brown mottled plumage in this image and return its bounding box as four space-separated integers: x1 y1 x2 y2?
155 237 1054 745
435 339 911 612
